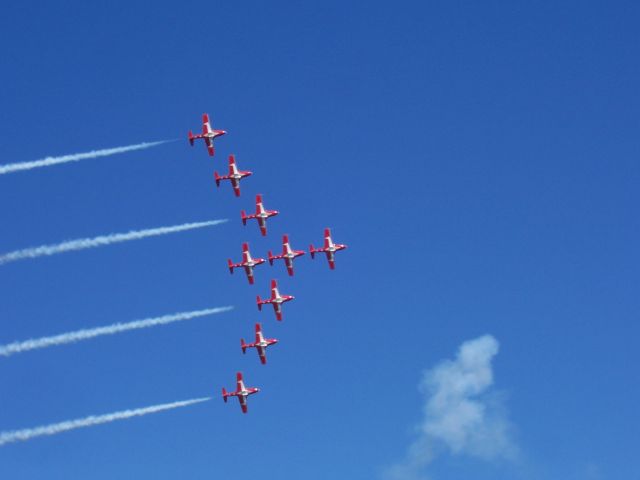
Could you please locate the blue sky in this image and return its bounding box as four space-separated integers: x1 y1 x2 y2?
0 1 639 478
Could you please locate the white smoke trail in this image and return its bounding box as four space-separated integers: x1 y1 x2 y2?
0 140 172 175
0 219 227 266
0 306 233 357
0 397 211 447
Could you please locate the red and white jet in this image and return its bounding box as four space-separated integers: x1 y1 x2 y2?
214 154 252 197
256 279 294 321
268 235 305 276
241 323 278 365
309 228 348 270
228 242 265 285
222 372 259 414
241 194 279 236
188 113 227 157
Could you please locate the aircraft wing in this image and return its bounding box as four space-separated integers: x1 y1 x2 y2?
202 114 212 134
255 324 264 343
228 155 238 175
244 265 254 284
326 250 335 269
324 228 332 249
231 177 240 196
273 302 282 320
285 257 294 275
204 137 214 156
236 372 245 392
239 396 248 413
257 346 267 365
242 244 250 263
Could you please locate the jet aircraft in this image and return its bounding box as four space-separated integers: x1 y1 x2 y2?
228 243 265 285
214 154 252 197
222 372 259 414
268 235 305 276
241 194 279 236
309 228 348 270
256 279 294 321
241 323 278 364
188 113 226 156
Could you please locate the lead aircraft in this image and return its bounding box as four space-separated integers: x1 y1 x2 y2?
222 372 259 414
214 154 252 197
241 323 278 364
268 235 305 276
241 194 279 236
310 228 348 269
228 242 265 285
257 279 294 321
188 113 227 157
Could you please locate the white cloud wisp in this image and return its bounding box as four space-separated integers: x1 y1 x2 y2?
386 335 517 479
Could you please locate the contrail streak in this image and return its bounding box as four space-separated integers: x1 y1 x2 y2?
0 306 233 357
0 219 227 266
0 140 172 175
0 397 211 447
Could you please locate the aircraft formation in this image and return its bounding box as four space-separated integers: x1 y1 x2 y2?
189 113 347 413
